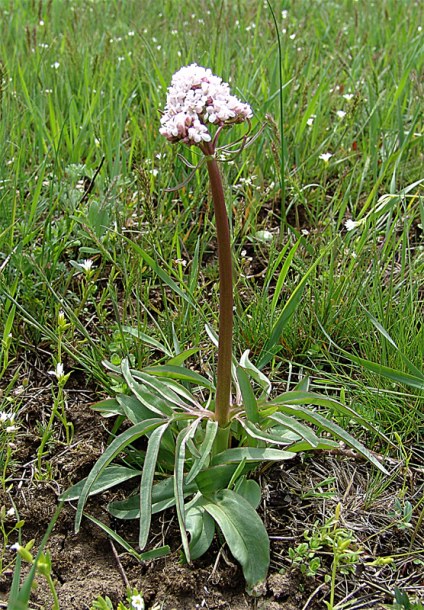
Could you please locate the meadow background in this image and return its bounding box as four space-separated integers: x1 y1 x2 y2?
0 0 423 608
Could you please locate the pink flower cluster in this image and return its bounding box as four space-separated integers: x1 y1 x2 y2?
159 64 252 145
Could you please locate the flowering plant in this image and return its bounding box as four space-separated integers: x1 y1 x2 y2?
66 64 386 592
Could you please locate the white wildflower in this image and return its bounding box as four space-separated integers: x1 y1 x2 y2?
131 594 145 610
51 62 60 70
49 362 65 380
336 110 346 119
319 152 333 163
343 93 354 101
345 218 362 231
81 259 94 273
306 115 315 126
7 507 15 517
159 64 252 146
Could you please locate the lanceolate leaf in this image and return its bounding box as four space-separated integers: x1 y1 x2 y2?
62 465 141 501
174 421 202 562
121 359 174 416
131 367 193 408
90 397 124 418
144 364 214 390
75 418 163 533
186 419 218 484
117 394 157 424
139 423 170 549
267 412 320 447
108 476 199 520
211 447 294 465
239 419 301 447
239 351 272 397
121 325 173 358
268 390 393 445
272 404 388 473
85 513 170 561
199 489 270 589
236 366 260 423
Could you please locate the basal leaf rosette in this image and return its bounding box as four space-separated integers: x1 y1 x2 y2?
159 63 252 146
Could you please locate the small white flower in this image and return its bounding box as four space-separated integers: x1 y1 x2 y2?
51 62 60 70
345 218 361 231
6 425 17 433
49 362 65 380
319 152 333 163
7 507 15 517
306 115 315 126
336 110 346 119
343 93 354 101
39 20 44 26
10 543 20 552
131 594 145 610
81 259 94 273
282 10 288 19
128 31 135 36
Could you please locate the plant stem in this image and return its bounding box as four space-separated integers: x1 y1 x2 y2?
201 144 233 428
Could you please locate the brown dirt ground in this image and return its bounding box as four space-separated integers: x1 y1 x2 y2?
1 365 423 610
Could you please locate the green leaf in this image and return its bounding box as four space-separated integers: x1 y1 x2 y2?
195 463 254 496
62 465 141 501
108 476 199 520
131 366 193 408
268 390 393 445
91 398 125 418
267 412 320 448
75 418 163 533
271 404 388 474
258 242 333 369
174 421 201 562
123 236 196 307
287 439 340 453
236 366 260 424
186 419 218 484
121 359 174 416
233 478 262 510
185 505 215 560
320 327 424 391
239 420 301 446
144 364 214 390
121 325 173 357
167 347 200 366
139 423 170 549
117 394 157 424
199 489 270 589
84 513 170 561
239 351 272 397
211 447 295 465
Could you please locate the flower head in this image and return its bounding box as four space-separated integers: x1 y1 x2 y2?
159 64 252 146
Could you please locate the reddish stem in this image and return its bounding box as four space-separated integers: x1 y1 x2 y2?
201 142 233 428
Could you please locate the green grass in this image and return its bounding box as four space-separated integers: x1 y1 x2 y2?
1 0 423 435
0 1 423 594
